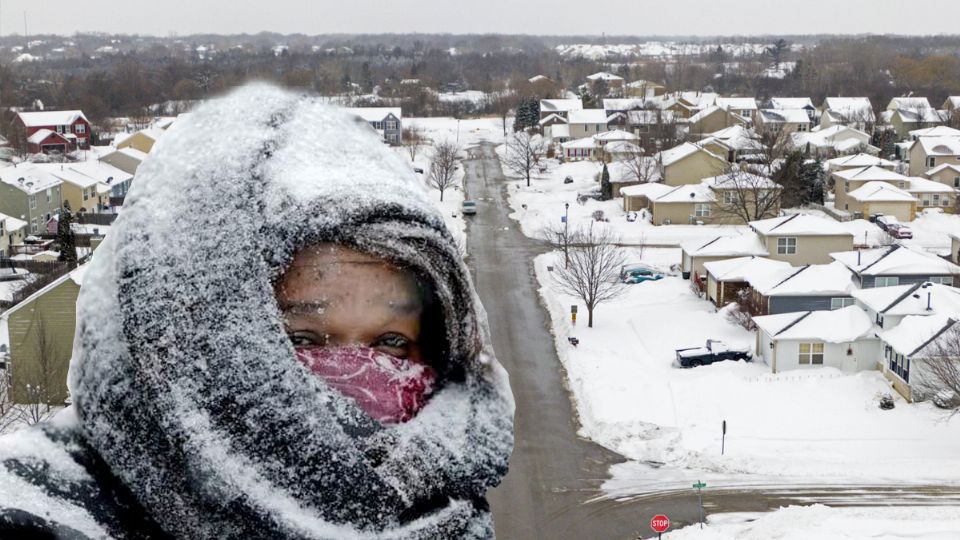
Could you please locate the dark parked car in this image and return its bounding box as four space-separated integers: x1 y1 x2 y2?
577 189 603 204
413 167 424 174
564 176 574 184
675 339 751 367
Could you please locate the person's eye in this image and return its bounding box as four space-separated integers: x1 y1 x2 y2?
372 333 412 357
288 332 327 347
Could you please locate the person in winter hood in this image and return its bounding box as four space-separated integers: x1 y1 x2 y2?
0 83 514 539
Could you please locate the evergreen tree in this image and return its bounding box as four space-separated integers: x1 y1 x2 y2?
773 151 806 207
600 163 612 201
57 201 78 266
801 157 826 205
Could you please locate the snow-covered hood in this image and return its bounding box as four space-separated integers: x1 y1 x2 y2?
69 83 513 539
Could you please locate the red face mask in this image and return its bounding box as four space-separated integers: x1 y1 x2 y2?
295 346 438 424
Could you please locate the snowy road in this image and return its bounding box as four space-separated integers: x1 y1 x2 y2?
464 141 960 539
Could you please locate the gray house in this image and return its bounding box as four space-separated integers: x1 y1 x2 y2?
346 107 403 145
750 261 857 314
831 244 960 288
0 164 64 235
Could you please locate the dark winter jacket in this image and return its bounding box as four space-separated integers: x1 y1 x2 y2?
0 84 514 539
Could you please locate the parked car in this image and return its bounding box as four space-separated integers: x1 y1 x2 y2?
563 176 574 184
461 200 477 215
888 224 913 239
875 215 899 232
577 189 603 204
620 265 663 283
675 339 751 368
413 167 424 174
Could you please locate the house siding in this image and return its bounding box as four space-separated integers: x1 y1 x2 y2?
860 273 956 288
768 295 852 314
663 152 727 186
117 132 156 154
758 335 881 373
762 234 854 265
0 182 62 234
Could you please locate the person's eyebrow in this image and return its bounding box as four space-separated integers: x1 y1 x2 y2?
389 299 423 315
278 300 330 314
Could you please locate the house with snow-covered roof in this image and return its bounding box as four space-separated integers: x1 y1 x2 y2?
907 125 960 141
681 234 769 280
888 107 947 141
831 244 960 288
880 314 958 402
625 80 665 99
791 125 876 158
715 97 758 122
345 107 402 144
757 109 811 134
852 281 960 332
767 97 816 120
567 109 611 139
702 256 792 309
0 164 64 235
36 161 132 214
117 127 164 154
748 261 857 315
832 165 912 213
699 126 765 163
825 153 896 172
846 182 917 221
943 96 960 113
657 142 727 186
749 214 854 266
539 98 583 120
13 110 92 152
753 306 881 373
0 212 29 257
820 98 876 132
907 136 960 177
906 176 954 212
687 106 749 136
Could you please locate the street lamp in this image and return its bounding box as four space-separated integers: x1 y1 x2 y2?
564 202 570 267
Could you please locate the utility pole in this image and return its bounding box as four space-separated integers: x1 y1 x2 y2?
563 202 570 267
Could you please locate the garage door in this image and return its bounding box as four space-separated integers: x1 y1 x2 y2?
868 202 912 222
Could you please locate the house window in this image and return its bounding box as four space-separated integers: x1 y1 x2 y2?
797 124 808 132
830 297 854 310
927 157 936 167
46 188 52 203
921 196 931 207
875 276 899 287
723 191 736 205
954 176 959 188
83 188 89 201
56 125 65 134
694 203 711 217
30 218 37 233
930 276 954 286
76 124 86 134
777 237 797 255
799 342 824 365
386 121 397 130
29 195 36 210
372 121 383 130
944 197 951 207
843 181 849 193
77 137 87 146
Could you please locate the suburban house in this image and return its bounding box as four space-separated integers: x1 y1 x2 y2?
887 108 947 141
826 153 896 173
13 110 92 152
753 306 881 373
767 97 817 121
586 72 625 92
908 126 960 140
749 214 854 265
625 110 678 142
25 130 73 155
1 264 86 404
907 136 960 177
657 142 727 185
681 234 769 280
846 182 917 221
626 172 780 226
715 97 759 123
686 106 749 136
98 147 146 176
943 96 960 114
0 212 29 257
539 98 584 120
887 97 933 112
699 126 765 163
0 164 64 234
702 256 791 308
756 109 811 133
566 109 612 139
116 127 164 154
540 113 571 142
36 161 132 214
820 97 876 132
832 165 912 213
603 98 647 116
345 107 403 144
791 125 877 158
906 176 954 212
626 80 666 99
620 181 674 212
880 314 958 402
831 244 960 288
748 261 857 315
559 137 599 161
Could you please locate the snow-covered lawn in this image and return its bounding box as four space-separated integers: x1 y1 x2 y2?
667 505 960 540
904 209 960 256
535 248 960 485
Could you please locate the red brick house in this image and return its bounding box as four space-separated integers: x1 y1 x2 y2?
14 110 92 153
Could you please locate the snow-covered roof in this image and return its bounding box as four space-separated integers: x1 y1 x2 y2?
549 124 570 138
528 75 552 83
915 136 960 156
716 97 758 111
568 109 609 125
345 107 402 122
755 261 855 297
887 97 932 111
619 182 674 198
703 255 791 282
852 282 960 317
681 233 769 257
627 79 663 89
847 181 916 203
26 129 68 145
895 107 946 124
36 161 132 190
560 137 598 150
831 245 960 276
769 97 814 110
908 126 960 138
688 106 748 125
604 141 642 154
753 305 874 343
824 97 874 118
674 92 717 109
750 213 851 237
539 113 568 126
945 96 960 109
924 163 960 176
0 211 27 232
833 165 909 183
826 153 896 170
658 142 725 167
626 110 675 125
759 109 811 124
701 125 764 152
540 99 584 113
881 314 957 357
594 129 638 142
586 71 624 81
603 98 646 111
656 182 714 203
0 163 63 194
792 125 870 150
704 172 780 190
17 110 88 128
907 176 955 193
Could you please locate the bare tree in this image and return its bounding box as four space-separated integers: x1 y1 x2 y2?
0 369 21 434
916 322 960 414
538 219 581 267
712 165 784 223
502 131 546 187
403 126 426 162
551 223 627 328
427 139 461 202
621 151 661 183
12 313 68 426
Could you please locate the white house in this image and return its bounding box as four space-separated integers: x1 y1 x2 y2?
753 306 881 373
880 314 959 401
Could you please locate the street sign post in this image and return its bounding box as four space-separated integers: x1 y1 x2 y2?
571 305 577 325
722 420 727 455
693 481 706 529
650 514 670 539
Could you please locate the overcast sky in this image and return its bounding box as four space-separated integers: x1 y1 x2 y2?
2 0 959 37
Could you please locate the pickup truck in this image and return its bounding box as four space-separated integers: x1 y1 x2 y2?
675 339 751 367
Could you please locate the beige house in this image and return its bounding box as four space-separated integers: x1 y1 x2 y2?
566 109 611 140
715 97 759 123
686 106 749 137
833 165 911 211
630 173 780 226
539 99 584 120
586 72 625 92
951 233 960 264
680 234 769 280
888 108 946 141
907 136 960 177
0 212 28 257
791 125 877 158
625 80 666 99
820 98 876 132
825 153 896 173
757 109 811 134
698 126 765 163
621 182 674 212
117 127 163 154
907 177 954 212
749 214 855 265
846 181 918 221
99 147 146 175
658 142 727 186
2 265 86 404
925 163 960 190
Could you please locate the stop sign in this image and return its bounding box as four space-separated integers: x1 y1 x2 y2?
650 514 670 533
